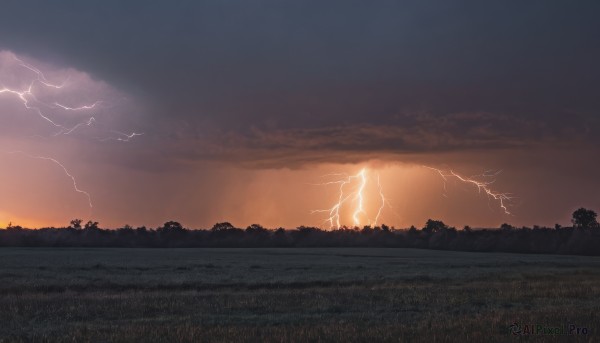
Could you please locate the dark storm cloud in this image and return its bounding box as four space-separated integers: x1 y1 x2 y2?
1 0 599 167
156 111 594 168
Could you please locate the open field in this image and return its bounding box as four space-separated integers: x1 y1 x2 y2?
0 248 599 342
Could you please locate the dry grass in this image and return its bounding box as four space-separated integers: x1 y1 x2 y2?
0 248 598 342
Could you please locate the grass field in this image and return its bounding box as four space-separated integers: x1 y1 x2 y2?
0 248 599 342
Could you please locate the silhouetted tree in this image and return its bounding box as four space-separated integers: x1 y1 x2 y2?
70 219 83 230
572 208 599 228
84 221 99 230
246 224 267 234
160 221 184 232
6 222 22 230
212 222 235 232
423 219 448 233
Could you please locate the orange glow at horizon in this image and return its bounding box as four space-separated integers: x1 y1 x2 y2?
0 212 56 229
0 161 520 230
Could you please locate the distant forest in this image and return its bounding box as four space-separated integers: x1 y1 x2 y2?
1 208 599 256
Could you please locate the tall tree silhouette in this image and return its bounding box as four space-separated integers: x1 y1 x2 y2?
572 208 599 228
70 219 83 230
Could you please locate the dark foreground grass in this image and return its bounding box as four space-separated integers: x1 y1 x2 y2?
0 248 598 342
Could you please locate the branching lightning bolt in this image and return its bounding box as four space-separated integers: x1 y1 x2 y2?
7 151 92 208
54 117 96 136
53 101 101 111
374 174 386 225
312 165 513 229
0 53 110 137
13 55 67 89
424 166 514 215
0 84 68 130
311 168 390 229
1 51 142 218
352 169 367 226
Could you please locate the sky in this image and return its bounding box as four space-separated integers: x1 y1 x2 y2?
0 1 598 229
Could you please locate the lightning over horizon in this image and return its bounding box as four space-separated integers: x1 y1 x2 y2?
424 166 514 215
309 164 514 230
6 151 93 209
311 168 390 229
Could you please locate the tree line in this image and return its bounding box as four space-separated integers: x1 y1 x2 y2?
0 208 598 255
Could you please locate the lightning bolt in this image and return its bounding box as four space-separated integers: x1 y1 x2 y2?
1 50 142 222
0 84 66 130
99 131 144 142
53 101 101 111
311 168 389 229
6 151 93 208
0 52 104 136
374 174 386 226
352 169 367 226
12 55 67 89
54 117 96 136
424 166 514 215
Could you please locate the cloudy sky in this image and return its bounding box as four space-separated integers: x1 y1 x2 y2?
0 1 598 229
